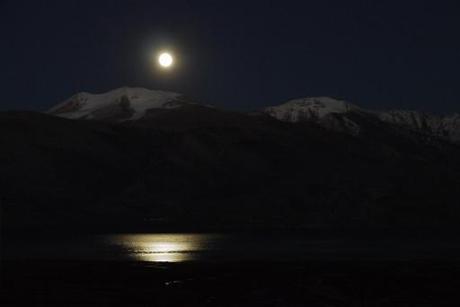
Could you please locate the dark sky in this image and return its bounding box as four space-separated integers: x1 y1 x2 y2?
1 0 459 113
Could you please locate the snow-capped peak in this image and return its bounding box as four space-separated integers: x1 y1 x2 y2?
48 87 187 121
263 97 460 143
378 109 460 143
264 97 358 122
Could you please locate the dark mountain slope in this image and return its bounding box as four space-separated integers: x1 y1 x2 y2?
1 108 460 232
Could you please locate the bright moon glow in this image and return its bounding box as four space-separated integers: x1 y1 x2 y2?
158 52 173 68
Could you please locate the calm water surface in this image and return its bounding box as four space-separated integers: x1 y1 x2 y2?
3 233 458 263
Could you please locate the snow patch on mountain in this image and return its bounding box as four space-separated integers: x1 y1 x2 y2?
264 97 357 122
264 97 363 135
379 110 460 143
264 97 460 143
444 114 460 142
378 110 443 132
49 87 185 121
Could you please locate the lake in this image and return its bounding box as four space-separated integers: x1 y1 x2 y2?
3 233 459 262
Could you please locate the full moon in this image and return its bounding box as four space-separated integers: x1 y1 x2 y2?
158 52 174 68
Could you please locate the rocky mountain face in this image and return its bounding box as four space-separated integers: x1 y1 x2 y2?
263 97 460 143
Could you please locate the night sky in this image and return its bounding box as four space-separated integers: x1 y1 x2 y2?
1 0 459 113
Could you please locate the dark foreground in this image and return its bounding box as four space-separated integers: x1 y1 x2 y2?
2 260 460 306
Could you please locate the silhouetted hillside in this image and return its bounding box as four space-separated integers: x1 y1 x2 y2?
1 108 460 232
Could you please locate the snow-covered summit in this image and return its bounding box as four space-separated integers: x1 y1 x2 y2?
263 97 363 135
264 97 460 143
264 97 358 122
378 110 460 143
48 87 192 121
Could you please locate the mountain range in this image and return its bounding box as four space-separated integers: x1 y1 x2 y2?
265 97 460 144
2 87 460 232
50 88 460 144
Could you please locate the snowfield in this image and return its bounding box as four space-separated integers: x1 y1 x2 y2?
264 97 460 143
48 87 185 121
264 97 358 122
